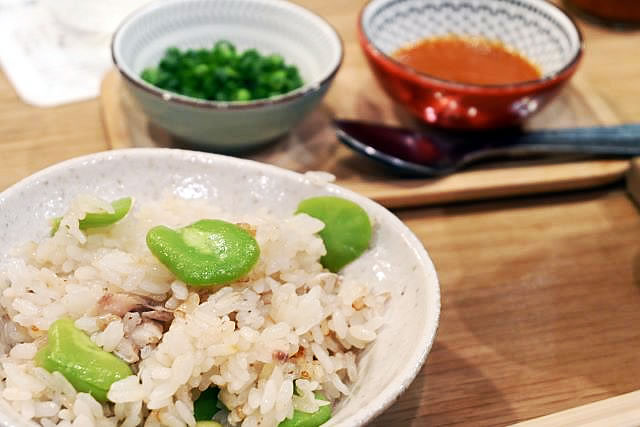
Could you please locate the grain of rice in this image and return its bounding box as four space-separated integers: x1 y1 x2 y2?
74 266 97 281
58 408 74 420
108 376 145 403
72 395 94 421
259 366 280 415
311 325 324 344
151 366 172 381
72 414 93 427
35 401 61 418
94 320 124 352
311 343 334 374
158 411 184 427
121 401 143 427
52 372 77 397
149 381 178 404
170 281 188 300
147 396 172 411
348 325 377 342
12 298 39 317
19 400 36 420
9 342 37 359
174 399 196 426
171 353 194 386
275 378 294 421
164 296 180 310
2 387 31 401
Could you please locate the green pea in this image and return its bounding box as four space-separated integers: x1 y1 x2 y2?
146 219 260 286
296 197 372 272
237 49 261 75
232 88 251 101
213 40 236 63
193 63 210 77
195 422 222 427
51 197 133 236
215 66 239 82
279 393 332 427
141 67 161 85
268 70 288 91
183 87 207 100
194 387 220 421
264 54 285 70
214 91 229 101
253 87 269 99
35 318 132 402
164 76 181 91
159 55 180 72
165 47 181 61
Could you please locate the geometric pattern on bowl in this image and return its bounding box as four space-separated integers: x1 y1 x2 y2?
362 0 582 80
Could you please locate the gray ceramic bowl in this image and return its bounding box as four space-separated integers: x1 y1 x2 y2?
112 0 343 151
0 148 440 426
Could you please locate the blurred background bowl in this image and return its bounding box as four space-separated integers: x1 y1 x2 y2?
44 0 152 35
112 0 342 152
565 0 640 27
359 0 583 130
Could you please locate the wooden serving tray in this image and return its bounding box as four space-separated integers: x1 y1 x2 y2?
100 68 630 209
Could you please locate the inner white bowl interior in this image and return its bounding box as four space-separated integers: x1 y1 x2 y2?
362 0 581 77
113 0 342 98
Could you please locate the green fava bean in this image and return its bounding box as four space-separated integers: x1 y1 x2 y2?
296 197 372 272
194 387 220 421
51 197 133 236
195 422 223 427
35 318 132 402
278 393 332 427
146 219 260 286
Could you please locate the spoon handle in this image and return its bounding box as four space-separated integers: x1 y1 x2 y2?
510 124 640 155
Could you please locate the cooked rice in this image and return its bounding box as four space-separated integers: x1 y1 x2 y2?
0 195 389 426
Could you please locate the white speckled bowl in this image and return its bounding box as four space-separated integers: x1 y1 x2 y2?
0 149 440 426
112 0 343 151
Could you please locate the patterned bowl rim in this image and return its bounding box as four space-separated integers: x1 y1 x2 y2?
358 0 584 92
111 0 344 110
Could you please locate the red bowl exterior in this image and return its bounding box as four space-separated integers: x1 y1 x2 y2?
358 12 584 130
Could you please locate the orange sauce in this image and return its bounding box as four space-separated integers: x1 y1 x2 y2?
393 35 542 86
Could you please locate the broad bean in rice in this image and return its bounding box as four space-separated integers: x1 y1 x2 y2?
278 393 332 427
50 197 133 235
296 197 372 272
146 219 260 286
194 387 221 421
34 318 132 402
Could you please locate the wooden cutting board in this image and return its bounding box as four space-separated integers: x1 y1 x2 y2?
100 66 630 209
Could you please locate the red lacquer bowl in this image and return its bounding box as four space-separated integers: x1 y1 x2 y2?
359 0 584 130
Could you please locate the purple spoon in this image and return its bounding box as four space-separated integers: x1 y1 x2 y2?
334 119 640 176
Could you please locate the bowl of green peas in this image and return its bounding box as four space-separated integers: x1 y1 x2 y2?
112 0 343 151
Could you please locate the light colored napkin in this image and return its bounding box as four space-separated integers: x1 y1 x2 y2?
0 0 148 107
